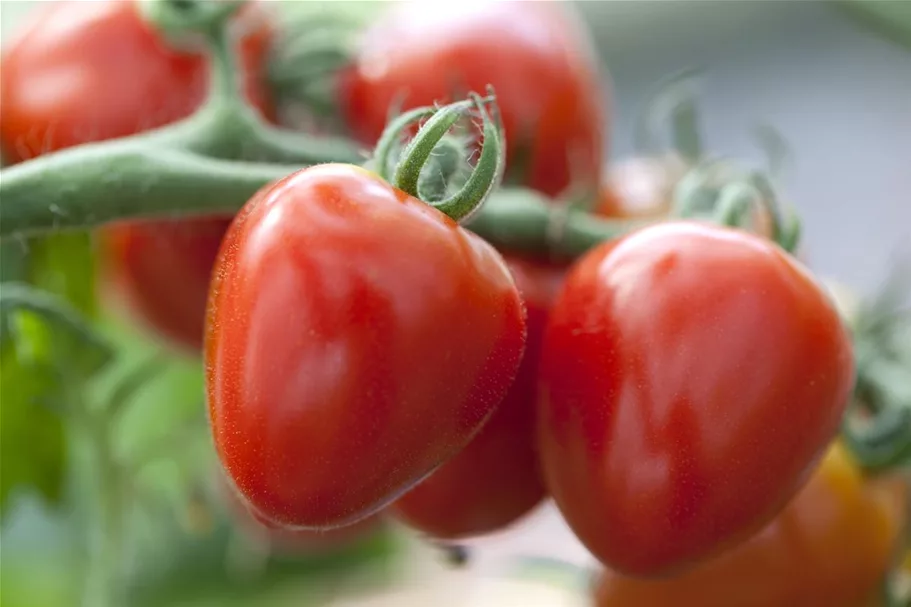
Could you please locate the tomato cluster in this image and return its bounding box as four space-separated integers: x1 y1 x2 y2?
0 0 272 351
593 442 909 607
1 0 901 603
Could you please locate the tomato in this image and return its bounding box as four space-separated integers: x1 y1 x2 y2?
593 442 909 607
391 258 563 539
594 155 782 243
0 0 273 350
337 0 607 199
538 222 854 576
206 163 527 529
0 0 272 160
594 154 688 220
102 218 232 351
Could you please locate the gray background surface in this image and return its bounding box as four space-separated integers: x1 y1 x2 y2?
581 0 911 295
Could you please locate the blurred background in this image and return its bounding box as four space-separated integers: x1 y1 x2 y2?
4 0 907 292
1 1 909 606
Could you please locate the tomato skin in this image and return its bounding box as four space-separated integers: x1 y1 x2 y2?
337 0 607 198
206 163 527 530
538 222 854 576
103 218 231 351
593 442 909 607
0 0 272 161
0 0 273 350
391 258 563 539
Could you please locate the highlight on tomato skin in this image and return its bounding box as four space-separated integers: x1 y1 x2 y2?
537 221 856 577
336 0 609 199
0 0 275 352
592 442 910 607
205 163 527 532
391 257 565 540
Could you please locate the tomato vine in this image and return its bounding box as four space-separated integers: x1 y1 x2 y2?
0 0 908 605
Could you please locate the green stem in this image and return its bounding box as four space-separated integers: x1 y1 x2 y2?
138 0 247 41
430 93 505 222
81 410 126 607
0 283 114 368
175 20 364 164
106 352 171 421
670 97 703 164
0 136 639 258
842 409 911 474
374 105 439 182
393 101 478 198
467 189 647 260
713 182 760 228
0 143 297 236
200 7 244 105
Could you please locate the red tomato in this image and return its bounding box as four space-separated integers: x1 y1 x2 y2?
206 163 527 530
538 222 854 577
103 218 232 351
0 0 273 350
337 0 608 198
593 442 909 607
0 0 273 160
391 258 564 539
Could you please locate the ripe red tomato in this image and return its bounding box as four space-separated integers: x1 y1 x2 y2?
391 258 564 539
337 0 608 198
206 163 527 530
102 218 232 351
0 0 273 350
593 442 909 607
538 222 854 577
0 0 273 160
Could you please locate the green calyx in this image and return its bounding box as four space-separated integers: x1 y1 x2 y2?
138 0 248 41
374 90 505 223
671 159 802 253
841 269 911 474
633 66 705 164
267 11 362 123
0 283 114 374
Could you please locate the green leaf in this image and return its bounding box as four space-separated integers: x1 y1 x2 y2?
128 519 402 607
0 219 103 517
0 239 29 345
26 231 99 317
1 227 98 339
0 284 113 518
0 343 67 515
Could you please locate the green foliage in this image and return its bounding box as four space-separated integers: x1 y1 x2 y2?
0 231 101 516
0 345 68 515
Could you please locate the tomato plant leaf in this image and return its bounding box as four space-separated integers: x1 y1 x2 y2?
128 518 402 607
26 231 99 317
0 283 112 519
0 223 104 518
0 343 67 516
